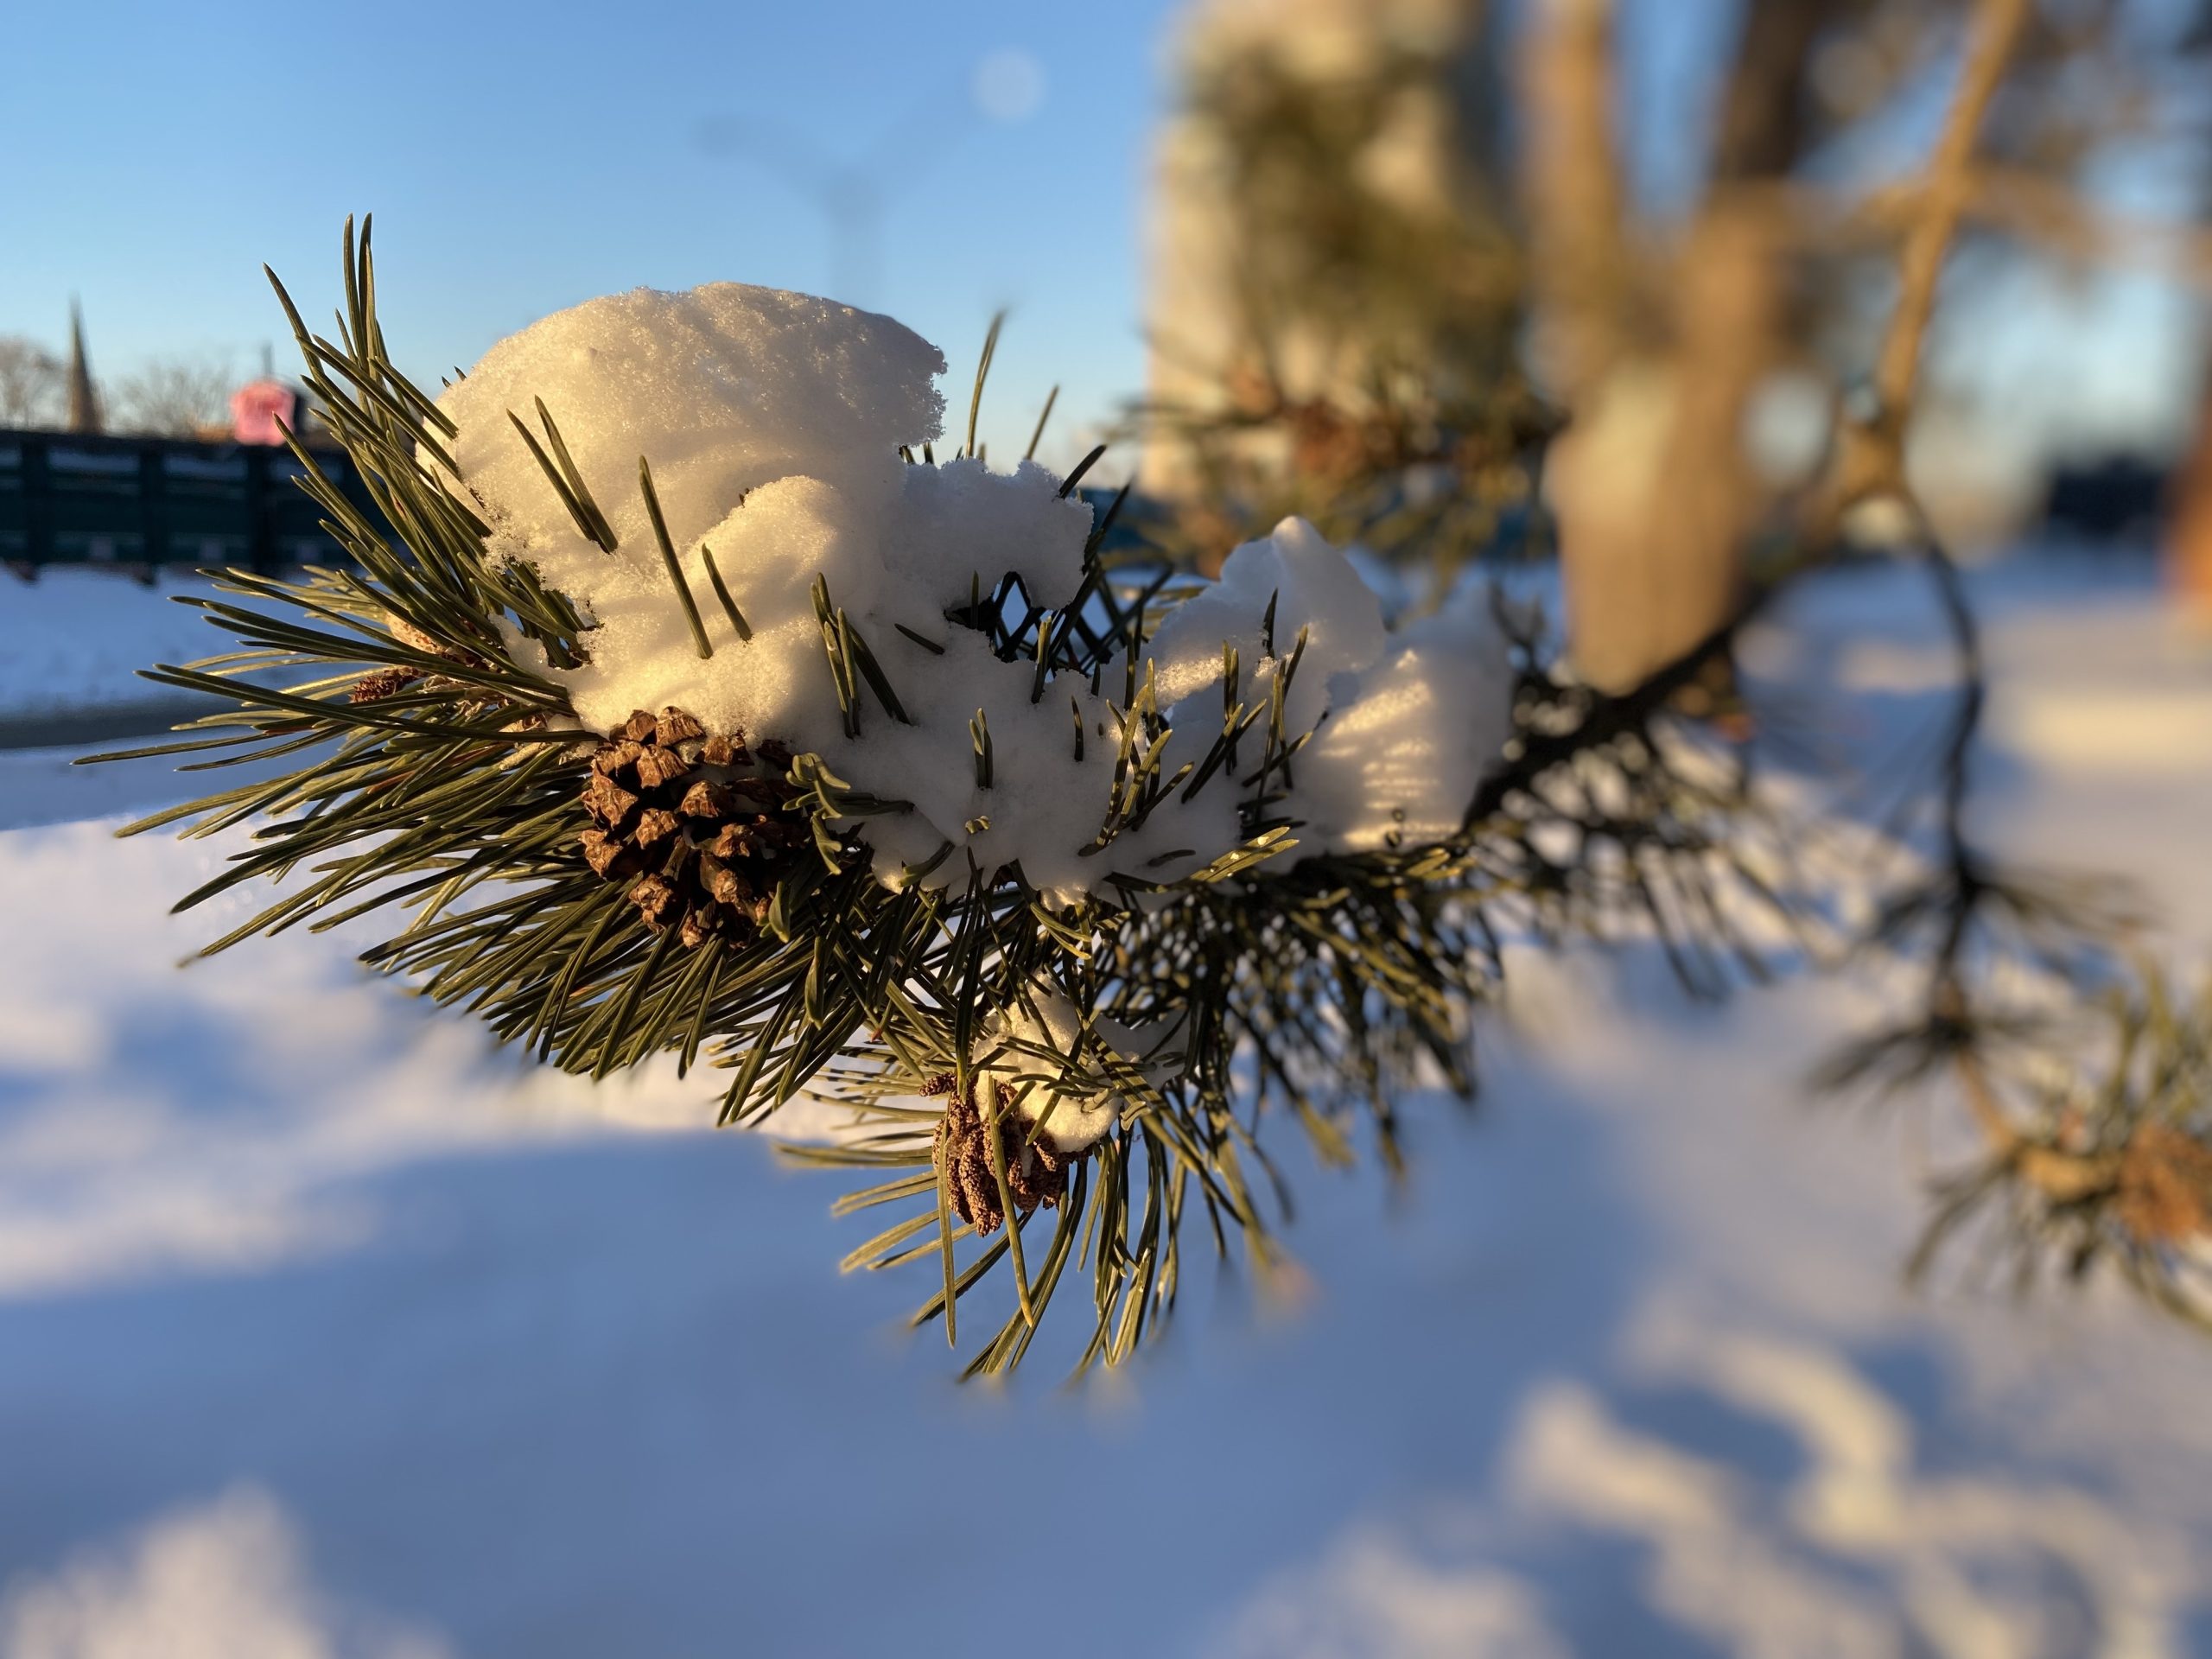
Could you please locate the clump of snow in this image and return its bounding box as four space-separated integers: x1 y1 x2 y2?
430 285 1514 901
1146 515 1389 741
1288 584 1518 854
435 284 949 568
978 980 1187 1152
1147 522 1516 857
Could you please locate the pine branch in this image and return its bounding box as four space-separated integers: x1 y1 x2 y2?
89 219 1856 1377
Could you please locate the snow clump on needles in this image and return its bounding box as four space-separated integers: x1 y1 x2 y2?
428 283 1514 907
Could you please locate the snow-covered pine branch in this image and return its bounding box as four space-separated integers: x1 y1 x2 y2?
427 283 1516 906
106 223 1765 1374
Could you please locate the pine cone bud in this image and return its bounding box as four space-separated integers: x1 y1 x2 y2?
349 614 495 703
931 1078 1071 1236
348 666 422 704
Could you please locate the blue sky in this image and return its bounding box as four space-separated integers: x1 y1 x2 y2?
0 0 1183 470
2 0 2202 477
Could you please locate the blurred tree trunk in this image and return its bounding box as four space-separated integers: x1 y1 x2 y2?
2171 372 2212 625
1519 0 1628 410
1530 0 1833 695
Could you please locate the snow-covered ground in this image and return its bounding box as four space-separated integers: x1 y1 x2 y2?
0 569 233 742
2 551 2209 1658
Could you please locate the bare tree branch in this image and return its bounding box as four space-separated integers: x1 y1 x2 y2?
1834 0 2033 507
0 336 66 428
108 355 238 437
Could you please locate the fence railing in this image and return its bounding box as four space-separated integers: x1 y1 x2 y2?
3 425 1162 582
0 428 385 578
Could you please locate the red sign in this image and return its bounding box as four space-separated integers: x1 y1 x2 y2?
231 379 298 446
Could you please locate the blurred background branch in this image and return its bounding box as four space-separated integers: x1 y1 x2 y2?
1135 0 2212 1328
1137 0 2212 611
105 354 238 439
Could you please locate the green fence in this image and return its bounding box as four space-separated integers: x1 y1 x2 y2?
0 429 385 576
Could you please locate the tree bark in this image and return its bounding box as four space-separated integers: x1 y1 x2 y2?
1533 0 1836 695
2170 372 2212 625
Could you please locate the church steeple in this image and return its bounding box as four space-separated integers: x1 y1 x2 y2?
65 299 101 435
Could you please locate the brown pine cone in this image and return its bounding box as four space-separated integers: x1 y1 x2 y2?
579 706 809 949
929 1076 1070 1236
2113 1123 2212 1246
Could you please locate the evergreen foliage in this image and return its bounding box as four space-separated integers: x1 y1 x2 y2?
87 221 1798 1375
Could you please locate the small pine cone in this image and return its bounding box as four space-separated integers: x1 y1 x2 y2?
2114 1123 2212 1246
578 706 804 949
931 1083 1070 1236
386 613 489 671
348 665 422 704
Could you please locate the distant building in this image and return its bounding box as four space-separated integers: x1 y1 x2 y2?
65 301 100 435
231 378 298 446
